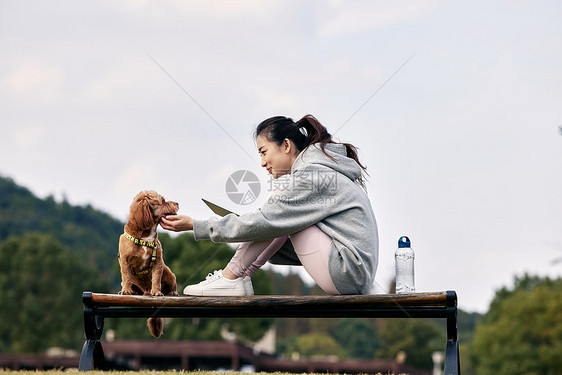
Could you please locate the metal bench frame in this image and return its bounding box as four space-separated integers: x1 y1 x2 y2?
79 290 460 374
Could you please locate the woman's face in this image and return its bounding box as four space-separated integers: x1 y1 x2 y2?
257 134 299 179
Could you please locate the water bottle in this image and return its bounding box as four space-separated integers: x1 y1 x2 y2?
395 236 415 294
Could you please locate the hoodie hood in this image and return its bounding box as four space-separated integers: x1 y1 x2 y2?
291 143 362 182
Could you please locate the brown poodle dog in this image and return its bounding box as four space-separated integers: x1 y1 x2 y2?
118 190 179 338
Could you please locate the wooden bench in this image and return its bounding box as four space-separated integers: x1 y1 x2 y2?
78 291 460 374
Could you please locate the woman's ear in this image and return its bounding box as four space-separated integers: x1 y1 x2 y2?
283 138 293 154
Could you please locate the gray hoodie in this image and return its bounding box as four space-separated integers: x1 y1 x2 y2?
193 143 379 294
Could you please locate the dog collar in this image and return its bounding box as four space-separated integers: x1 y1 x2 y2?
123 232 157 275
124 232 157 248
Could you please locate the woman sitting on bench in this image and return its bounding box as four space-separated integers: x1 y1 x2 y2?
160 115 379 296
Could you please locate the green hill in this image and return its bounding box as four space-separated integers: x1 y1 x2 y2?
0 175 123 285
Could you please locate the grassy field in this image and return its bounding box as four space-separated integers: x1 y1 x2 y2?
0 373 295 375
0 372 396 375
0 371 393 375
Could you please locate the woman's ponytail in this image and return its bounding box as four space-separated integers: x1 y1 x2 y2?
295 115 332 147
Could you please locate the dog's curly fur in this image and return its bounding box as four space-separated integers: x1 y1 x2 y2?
118 190 179 338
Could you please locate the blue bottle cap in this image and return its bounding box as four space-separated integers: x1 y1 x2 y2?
398 236 411 248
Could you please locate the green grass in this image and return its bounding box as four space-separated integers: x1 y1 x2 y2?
0 372 393 375
0 371 393 375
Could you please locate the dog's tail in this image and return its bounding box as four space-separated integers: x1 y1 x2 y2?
147 317 163 338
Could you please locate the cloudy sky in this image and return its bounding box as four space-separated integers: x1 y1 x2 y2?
1 0 561 312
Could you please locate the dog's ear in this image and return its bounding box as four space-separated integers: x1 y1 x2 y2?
130 196 156 229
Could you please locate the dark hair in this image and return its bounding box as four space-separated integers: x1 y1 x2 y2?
254 115 368 188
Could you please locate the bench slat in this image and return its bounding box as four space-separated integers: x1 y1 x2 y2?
86 291 451 308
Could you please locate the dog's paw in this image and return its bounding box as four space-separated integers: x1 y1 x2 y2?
118 289 135 295
150 290 164 296
167 291 179 296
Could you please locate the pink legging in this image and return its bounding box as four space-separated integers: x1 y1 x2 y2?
226 225 339 295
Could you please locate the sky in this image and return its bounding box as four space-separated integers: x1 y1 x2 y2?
1 0 561 313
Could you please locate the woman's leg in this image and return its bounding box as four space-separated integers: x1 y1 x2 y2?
184 226 337 296
226 236 288 278
184 237 287 296
290 225 339 295
245 236 288 277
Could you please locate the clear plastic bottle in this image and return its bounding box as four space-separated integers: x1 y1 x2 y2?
395 236 415 294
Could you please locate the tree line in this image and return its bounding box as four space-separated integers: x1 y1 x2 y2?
1 175 560 373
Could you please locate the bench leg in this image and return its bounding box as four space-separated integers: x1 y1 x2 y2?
79 340 105 370
444 291 460 375
444 339 460 375
79 304 106 371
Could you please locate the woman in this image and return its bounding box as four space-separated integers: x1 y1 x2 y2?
160 115 379 296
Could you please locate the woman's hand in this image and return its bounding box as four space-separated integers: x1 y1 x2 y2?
160 215 194 232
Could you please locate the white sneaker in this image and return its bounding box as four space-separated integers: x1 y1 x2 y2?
183 270 246 296
243 276 254 296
